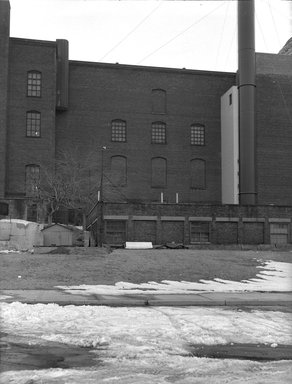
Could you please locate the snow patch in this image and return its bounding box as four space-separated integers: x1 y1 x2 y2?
1 303 291 383
1 303 291 347
56 260 292 295
0 249 21 254
0 219 32 226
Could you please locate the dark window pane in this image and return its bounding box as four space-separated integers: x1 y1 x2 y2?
105 220 126 244
27 71 42 97
111 120 126 142
26 111 41 137
151 122 166 144
25 165 40 196
191 125 205 145
190 222 210 243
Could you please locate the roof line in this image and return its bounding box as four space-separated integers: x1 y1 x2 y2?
69 60 236 77
10 37 56 47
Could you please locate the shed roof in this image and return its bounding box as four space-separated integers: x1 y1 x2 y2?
41 223 73 232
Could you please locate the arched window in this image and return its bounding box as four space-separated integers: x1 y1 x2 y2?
110 156 127 186
111 119 126 142
26 111 41 137
151 122 166 144
190 159 206 189
25 164 40 196
151 157 167 188
27 71 42 97
190 124 205 146
151 89 166 114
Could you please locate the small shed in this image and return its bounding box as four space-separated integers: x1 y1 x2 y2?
41 224 73 246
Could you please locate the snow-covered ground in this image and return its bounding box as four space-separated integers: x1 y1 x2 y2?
1 303 292 383
1 260 292 383
56 260 292 295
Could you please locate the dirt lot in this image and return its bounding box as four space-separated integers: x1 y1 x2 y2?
0 247 291 290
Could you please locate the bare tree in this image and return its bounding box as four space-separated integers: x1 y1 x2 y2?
30 148 99 227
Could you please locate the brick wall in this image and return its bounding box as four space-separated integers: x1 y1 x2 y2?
87 202 292 245
6 39 57 196
256 73 292 205
214 221 238 244
3 32 292 220
56 62 235 204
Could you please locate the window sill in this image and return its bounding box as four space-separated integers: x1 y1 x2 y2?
26 136 41 139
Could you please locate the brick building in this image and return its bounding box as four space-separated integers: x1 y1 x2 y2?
1 0 292 245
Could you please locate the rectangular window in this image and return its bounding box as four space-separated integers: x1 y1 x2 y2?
151 122 166 144
229 93 232 105
25 165 40 196
105 220 127 244
191 125 205 146
190 222 210 243
27 71 42 97
270 223 289 245
26 111 41 137
27 203 38 222
111 120 126 142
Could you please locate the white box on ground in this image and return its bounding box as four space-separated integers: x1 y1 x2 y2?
125 242 153 249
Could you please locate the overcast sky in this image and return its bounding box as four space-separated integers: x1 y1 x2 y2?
9 0 291 72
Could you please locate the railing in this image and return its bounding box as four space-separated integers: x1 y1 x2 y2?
86 201 100 229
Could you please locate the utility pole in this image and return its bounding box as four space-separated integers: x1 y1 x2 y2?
98 146 106 246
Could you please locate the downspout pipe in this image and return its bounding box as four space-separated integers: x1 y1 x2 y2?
238 0 256 205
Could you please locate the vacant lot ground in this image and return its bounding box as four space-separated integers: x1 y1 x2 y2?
0 248 291 290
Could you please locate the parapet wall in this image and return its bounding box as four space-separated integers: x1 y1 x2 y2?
87 202 292 246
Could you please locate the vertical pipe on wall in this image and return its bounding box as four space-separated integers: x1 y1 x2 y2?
98 146 106 246
56 39 69 110
238 0 256 205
